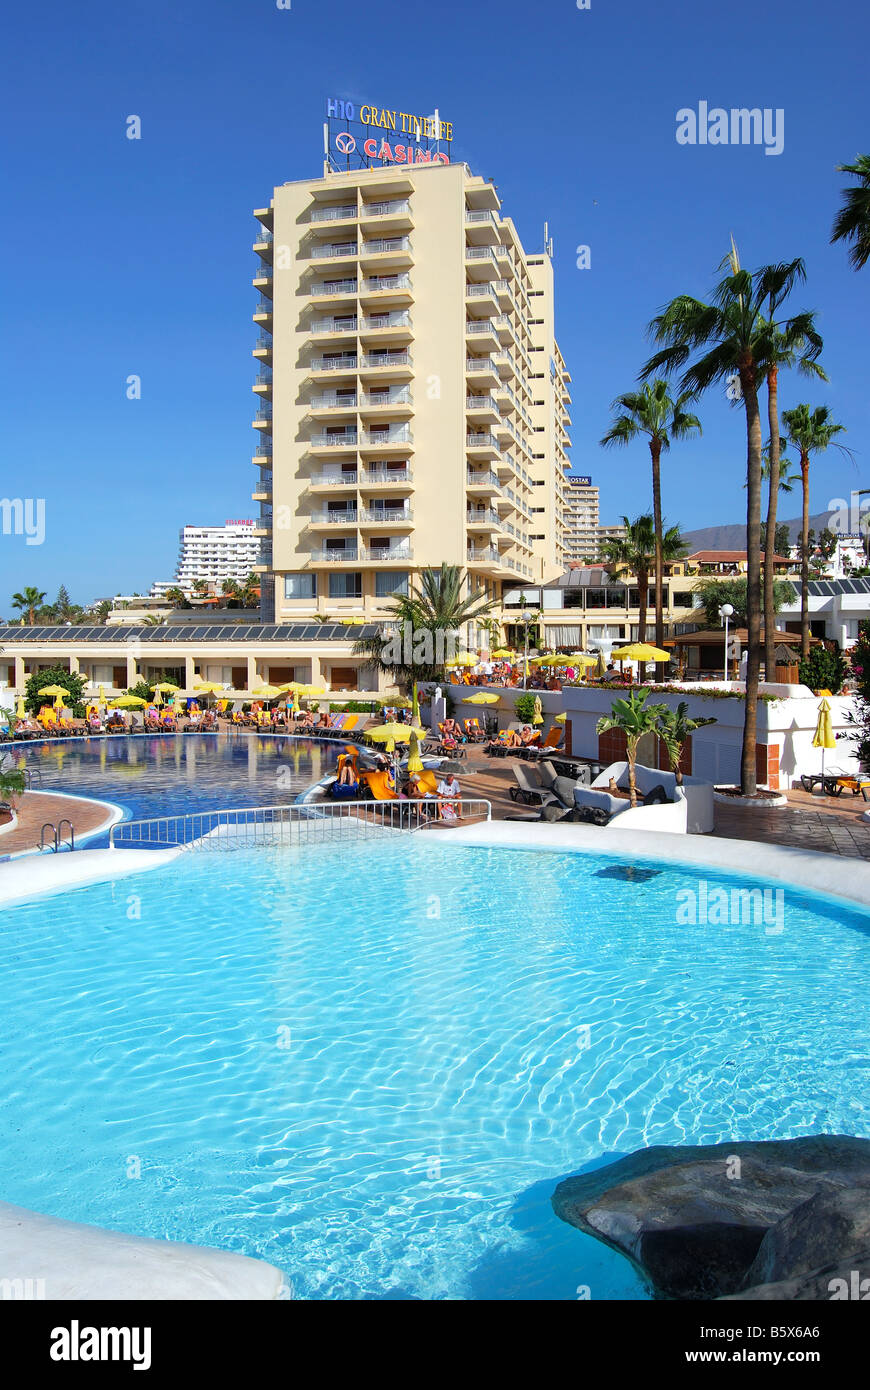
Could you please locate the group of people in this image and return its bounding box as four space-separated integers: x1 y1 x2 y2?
333 748 463 820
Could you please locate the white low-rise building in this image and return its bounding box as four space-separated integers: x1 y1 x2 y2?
777 576 870 648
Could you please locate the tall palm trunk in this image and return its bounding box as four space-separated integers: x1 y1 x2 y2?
800 451 811 658
637 563 649 645
763 365 780 680
626 736 638 808
740 361 764 796
650 437 665 677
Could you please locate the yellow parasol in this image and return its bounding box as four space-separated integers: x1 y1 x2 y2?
445 652 478 668
367 722 413 754
110 695 147 709
554 711 567 724
152 682 180 694
38 683 68 710
611 643 671 663
463 692 500 704
252 684 283 699
490 648 515 660
16 696 26 719
812 696 836 783
534 653 565 667
569 654 598 666
406 728 425 774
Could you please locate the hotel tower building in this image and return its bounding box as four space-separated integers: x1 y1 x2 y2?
250 160 572 632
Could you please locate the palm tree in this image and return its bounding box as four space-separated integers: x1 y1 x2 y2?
831 154 870 270
642 256 816 795
600 516 685 645
596 690 667 807
353 563 496 707
751 262 825 677
11 587 46 624
781 405 850 657
655 702 717 785
600 379 700 669
164 586 187 608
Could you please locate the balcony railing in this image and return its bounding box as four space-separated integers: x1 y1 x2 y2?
253 227 274 244
253 335 272 352
253 265 273 281
309 393 358 409
310 317 358 333
363 427 412 446
467 546 501 563
254 406 273 422
364 275 411 292
364 466 412 484
363 311 410 330
360 389 411 407
311 472 358 486
362 350 412 368
466 509 501 526
466 320 497 335
466 470 500 488
311 279 358 296
363 507 412 523
310 205 357 223
465 246 498 261
362 200 410 217
362 237 411 255
254 372 273 387
318 548 360 562
252 440 272 457
466 433 498 449
366 545 412 561
466 395 499 411
254 299 272 316
310 430 358 446
310 242 358 258
311 509 358 524
310 355 359 371
465 356 500 373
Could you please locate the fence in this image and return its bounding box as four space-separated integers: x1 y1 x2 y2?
108 798 492 852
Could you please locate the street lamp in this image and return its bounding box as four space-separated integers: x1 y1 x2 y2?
720 603 735 683
521 609 533 689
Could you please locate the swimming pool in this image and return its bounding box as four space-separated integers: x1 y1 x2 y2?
1 834 868 1299
4 734 342 837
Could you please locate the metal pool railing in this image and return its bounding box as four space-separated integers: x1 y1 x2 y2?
108 798 492 851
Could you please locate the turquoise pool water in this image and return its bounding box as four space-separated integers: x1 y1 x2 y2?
2 734 341 840
1 837 868 1300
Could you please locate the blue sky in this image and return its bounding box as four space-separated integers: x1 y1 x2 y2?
1 0 867 611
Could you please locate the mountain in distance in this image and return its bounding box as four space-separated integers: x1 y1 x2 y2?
682 510 840 553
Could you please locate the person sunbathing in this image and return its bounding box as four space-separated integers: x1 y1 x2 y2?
518 725 539 745
485 727 521 750
337 752 359 786
442 717 465 743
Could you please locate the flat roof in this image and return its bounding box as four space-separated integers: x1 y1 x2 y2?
0 623 381 644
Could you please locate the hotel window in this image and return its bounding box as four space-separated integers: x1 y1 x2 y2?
673 591 698 608
284 573 317 599
329 573 362 598
375 571 409 597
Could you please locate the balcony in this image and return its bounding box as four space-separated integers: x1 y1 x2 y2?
308 471 358 490
361 311 412 341
464 209 500 245
253 371 273 395
309 278 358 298
317 547 360 563
252 266 273 294
466 432 500 460
309 316 358 337
309 429 358 450
465 356 500 387
359 236 412 267
307 392 358 412
252 439 272 462
309 204 357 224
252 334 272 360
464 246 500 281
467 545 502 564
309 354 359 374
466 509 502 531
364 544 413 563
253 406 273 430
360 274 412 304
465 319 499 350
361 466 413 489
360 506 413 526
360 200 413 231
308 241 359 259
252 299 272 325
308 509 359 527
360 349 413 377
361 426 412 450
465 395 501 425
466 470 500 495
465 282 499 312
359 388 412 415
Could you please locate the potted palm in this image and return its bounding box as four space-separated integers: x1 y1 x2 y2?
596 689 667 808
654 702 717 785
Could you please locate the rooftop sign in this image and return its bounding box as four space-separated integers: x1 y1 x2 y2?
325 98 452 172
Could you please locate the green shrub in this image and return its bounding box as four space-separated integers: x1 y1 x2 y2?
514 692 538 724
798 644 847 695
24 665 86 715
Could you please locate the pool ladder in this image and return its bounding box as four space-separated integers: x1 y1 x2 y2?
40 819 75 853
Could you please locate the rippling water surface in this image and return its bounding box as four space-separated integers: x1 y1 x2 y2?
1 837 868 1299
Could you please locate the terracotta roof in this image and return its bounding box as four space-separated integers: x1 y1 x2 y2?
686 550 793 563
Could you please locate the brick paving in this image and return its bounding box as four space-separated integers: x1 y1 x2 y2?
0 790 114 855
454 745 870 860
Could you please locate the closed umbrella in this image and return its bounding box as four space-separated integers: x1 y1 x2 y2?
812 697 836 785
406 728 425 774
532 695 544 726
16 696 26 719
595 650 607 679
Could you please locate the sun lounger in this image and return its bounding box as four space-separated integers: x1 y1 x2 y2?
508 764 561 806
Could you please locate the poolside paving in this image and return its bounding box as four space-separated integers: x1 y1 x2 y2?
0 790 114 856
454 746 870 861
